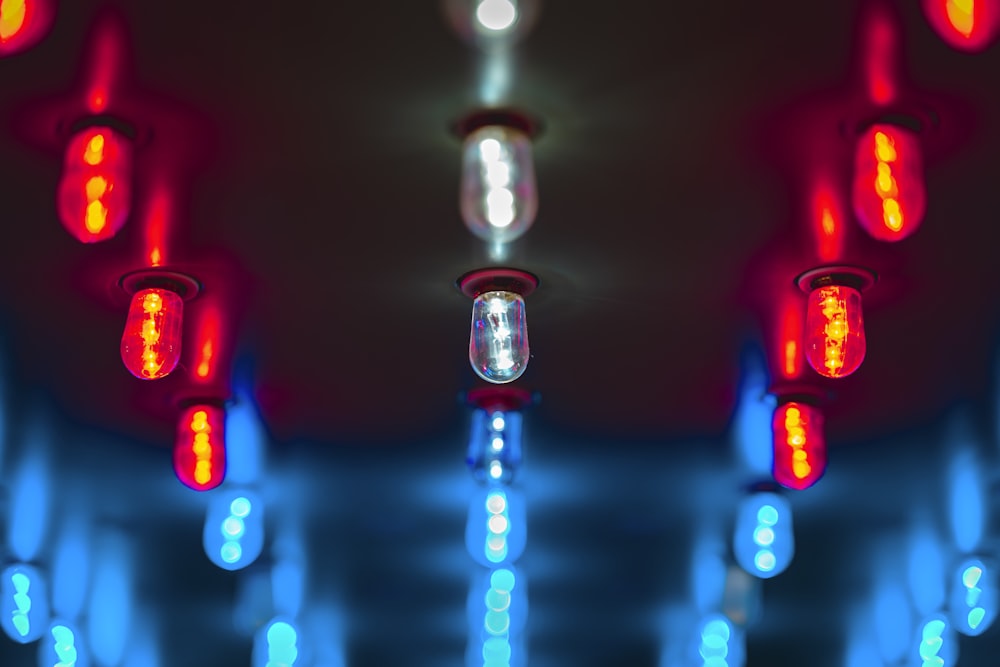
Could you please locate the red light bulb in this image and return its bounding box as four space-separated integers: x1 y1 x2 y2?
120 287 184 380
923 0 1000 52
797 266 876 380
174 404 226 491
772 401 826 490
57 125 133 243
852 124 925 242
0 0 53 57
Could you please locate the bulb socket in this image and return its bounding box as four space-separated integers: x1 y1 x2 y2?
795 264 877 293
466 386 536 412
119 268 202 301
57 113 153 149
453 108 542 140
840 105 940 140
458 267 539 299
768 383 829 407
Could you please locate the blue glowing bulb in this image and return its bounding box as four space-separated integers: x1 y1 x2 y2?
733 493 793 580
205 490 263 571
950 558 996 637
2 564 49 644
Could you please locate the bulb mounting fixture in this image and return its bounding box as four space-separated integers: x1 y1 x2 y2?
796 265 876 380
118 268 201 381
459 267 538 385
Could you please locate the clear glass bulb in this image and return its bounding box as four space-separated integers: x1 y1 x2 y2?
469 290 529 384
460 125 537 244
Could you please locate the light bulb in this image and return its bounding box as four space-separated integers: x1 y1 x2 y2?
733 491 794 580
949 559 997 636
253 618 299 667
460 268 537 385
852 123 925 242
120 287 183 380
915 615 958 667
923 0 1000 51
460 123 537 244
118 270 199 381
0 0 54 57
470 291 529 383
797 266 876 379
695 615 746 667
466 487 526 567
57 125 133 243
467 408 523 484
38 620 87 667
772 401 826 490
204 490 264 571
174 404 226 491
1 564 50 643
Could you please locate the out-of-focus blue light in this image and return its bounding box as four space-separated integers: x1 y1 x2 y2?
1 564 49 643
907 526 945 615
87 534 131 667
916 615 956 667
467 409 522 485
690 542 726 615
9 450 51 562
204 490 264 571
695 615 745 667
947 450 985 554
467 567 526 667
949 558 996 636
733 493 793 579
467 488 525 568
731 347 774 476
225 396 265 485
51 518 89 621
38 620 89 667
272 557 306 619
873 578 911 664
254 618 300 667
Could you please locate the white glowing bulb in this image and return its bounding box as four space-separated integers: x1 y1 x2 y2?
491 413 506 431
491 437 505 451
461 125 537 243
489 461 504 479
470 290 529 383
476 0 517 32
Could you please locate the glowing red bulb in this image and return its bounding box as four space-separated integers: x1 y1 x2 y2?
923 0 1000 51
57 126 133 243
174 404 226 491
852 124 925 242
120 288 183 380
0 0 53 56
772 401 826 490
804 283 866 379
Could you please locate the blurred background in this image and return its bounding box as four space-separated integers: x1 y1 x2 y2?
1 0 1000 665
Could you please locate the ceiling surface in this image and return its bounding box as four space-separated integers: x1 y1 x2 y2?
1 1 1000 666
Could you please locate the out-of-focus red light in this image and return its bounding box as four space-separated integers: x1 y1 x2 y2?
57 126 133 243
0 0 52 56
772 401 826 490
923 0 1000 51
852 124 925 242
174 404 226 491
120 288 184 380
804 284 866 379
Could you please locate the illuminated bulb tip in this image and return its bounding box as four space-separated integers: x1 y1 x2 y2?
491 413 506 431
489 461 504 479
963 566 983 588
491 437 504 451
476 0 517 32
